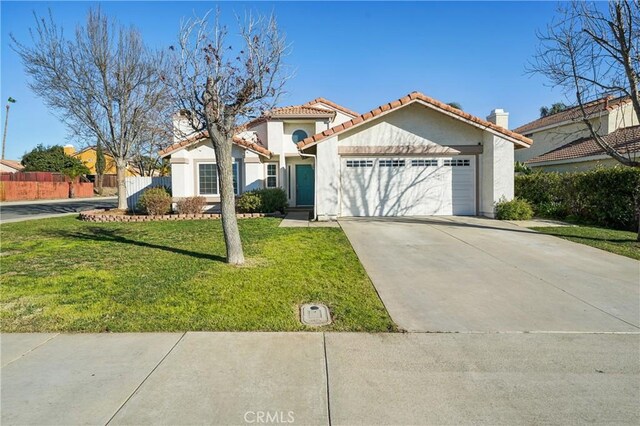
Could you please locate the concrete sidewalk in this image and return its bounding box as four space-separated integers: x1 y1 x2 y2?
2 332 639 425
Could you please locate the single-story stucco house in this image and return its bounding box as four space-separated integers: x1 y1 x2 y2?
160 92 532 219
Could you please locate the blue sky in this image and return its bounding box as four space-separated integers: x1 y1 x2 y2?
1 1 564 160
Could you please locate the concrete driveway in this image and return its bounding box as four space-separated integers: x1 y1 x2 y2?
340 216 640 333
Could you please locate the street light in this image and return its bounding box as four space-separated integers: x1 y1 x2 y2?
2 97 17 160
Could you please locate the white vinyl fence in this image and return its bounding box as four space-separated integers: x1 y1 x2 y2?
125 176 172 212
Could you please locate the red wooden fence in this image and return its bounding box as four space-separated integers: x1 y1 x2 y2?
0 181 94 201
0 172 68 182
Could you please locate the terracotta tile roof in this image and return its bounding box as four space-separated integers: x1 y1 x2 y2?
513 96 631 135
241 105 336 129
0 159 24 171
304 97 359 117
268 105 336 118
159 131 271 158
527 125 640 164
297 91 532 150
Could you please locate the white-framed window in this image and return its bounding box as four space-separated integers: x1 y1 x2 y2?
411 159 438 167
346 159 373 168
379 159 406 167
197 162 240 195
266 163 278 188
444 159 471 167
292 129 308 144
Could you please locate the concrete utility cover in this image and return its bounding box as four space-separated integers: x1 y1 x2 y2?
300 304 331 326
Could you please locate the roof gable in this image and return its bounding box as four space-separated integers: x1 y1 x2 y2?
297 92 532 150
304 97 359 118
159 131 272 158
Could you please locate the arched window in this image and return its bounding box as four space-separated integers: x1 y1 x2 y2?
292 129 308 143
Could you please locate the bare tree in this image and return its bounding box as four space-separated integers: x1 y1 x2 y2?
530 0 640 167
131 101 173 177
12 8 165 209
165 10 289 264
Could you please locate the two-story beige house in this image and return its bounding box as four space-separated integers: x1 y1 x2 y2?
514 96 639 172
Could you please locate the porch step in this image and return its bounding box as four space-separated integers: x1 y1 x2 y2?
279 211 311 227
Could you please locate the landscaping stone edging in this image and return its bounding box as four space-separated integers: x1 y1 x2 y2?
79 209 285 223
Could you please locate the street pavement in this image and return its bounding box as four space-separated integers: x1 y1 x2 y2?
0 197 117 223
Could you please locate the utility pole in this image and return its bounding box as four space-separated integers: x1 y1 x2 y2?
2 97 17 160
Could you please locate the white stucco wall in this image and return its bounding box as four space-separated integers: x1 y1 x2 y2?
607 103 639 133
340 103 483 147
250 121 269 149
515 119 599 163
172 114 199 142
315 136 340 219
480 134 514 217
283 122 317 154
169 139 258 200
310 102 355 126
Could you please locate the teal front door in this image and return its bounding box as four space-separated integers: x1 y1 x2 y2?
295 164 314 206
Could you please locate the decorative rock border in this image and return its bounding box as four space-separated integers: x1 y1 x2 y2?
79 209 285 223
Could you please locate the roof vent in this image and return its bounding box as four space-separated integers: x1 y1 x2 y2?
300 303 331 326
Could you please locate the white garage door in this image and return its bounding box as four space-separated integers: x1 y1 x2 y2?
340 156 475 216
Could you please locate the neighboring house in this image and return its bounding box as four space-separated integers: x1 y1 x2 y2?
63 145 140 182
160 92 531 219
514 96 639 172
0 159 24 173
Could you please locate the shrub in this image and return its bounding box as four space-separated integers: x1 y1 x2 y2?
236 188 288 213
495 197 534 220
236 192 263 213
260 188 288 213
175 196 206 214
137 187 172 215
515 166 640 231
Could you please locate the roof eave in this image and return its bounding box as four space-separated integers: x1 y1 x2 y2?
527 154 615 166
298 97 532 151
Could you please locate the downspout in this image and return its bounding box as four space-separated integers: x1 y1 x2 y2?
298 150 317 221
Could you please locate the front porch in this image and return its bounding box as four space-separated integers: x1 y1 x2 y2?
282 157 315 208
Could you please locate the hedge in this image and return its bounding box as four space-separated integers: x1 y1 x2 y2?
515 167 640 231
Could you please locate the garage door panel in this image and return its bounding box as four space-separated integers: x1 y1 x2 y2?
340 156 475 217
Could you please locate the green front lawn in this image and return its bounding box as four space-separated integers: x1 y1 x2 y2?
530 225 640 260
1 217 395 332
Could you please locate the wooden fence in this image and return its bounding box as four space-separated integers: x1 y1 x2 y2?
125 176 172 212
0 181 94 201
0 172 68 182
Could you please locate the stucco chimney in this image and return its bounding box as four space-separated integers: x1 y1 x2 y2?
487 109 509 129
63 144 75 155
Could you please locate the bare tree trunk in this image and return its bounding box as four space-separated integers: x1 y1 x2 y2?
211 134 244 264
115 159 128 210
